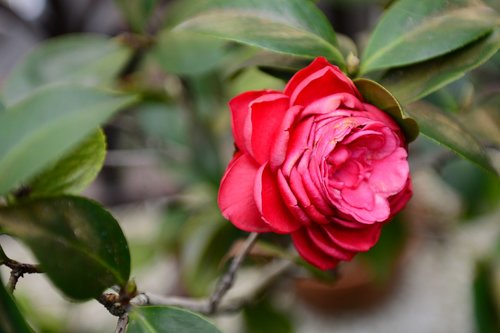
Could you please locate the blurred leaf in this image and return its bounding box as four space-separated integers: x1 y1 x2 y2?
360 0 497 74
473 258 500 333
0 99 5 113
221 47 310 79
243 299 293 333
1 34 132 105
230 68 285 96
136 102 187 145
440 159 500 218
406 102 497 175
128 306 222 333
167 0 345 67
380 29 500 104
115 0 157 32
0 244 6 263
181 204 241 296
0 196 131 300
358 215 407 283
152 30 229 76
0 277 34 333
28 130 106 197
0 85 137 196
354 78 419 142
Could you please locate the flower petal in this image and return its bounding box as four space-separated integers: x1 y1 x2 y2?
244 93 290 164
323 223 383 252
292 228 340 270
255 164 302 233
229 90 277 152
218 153 271 232
285 60 360 106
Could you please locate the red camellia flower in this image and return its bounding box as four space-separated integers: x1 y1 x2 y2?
218 57 412 270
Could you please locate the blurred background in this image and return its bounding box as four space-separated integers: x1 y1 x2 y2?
0 0 499 332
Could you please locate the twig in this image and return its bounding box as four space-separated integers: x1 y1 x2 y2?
1 256 42 292
106 233 292 317
115 314 129 333
207 232 259 313
97 293 127 317
132 258 293 315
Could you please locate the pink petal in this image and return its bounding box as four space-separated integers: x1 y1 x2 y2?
269 105 303 170
369 147 409 195
292 228 340 270
388 178 413 215
341 182 375 210
244 93 290 164
306 227 356 261
284 57 331 97
288 67 360 106
218 153 271 232
284 57 360 106
323 223 383 252
255 164 302 233
229 90 277 152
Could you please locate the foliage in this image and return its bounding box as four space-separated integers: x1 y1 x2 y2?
0 0 498 332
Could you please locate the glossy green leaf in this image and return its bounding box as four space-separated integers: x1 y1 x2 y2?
0 196 131 300
0 277 34 333
128 306 222 333
28 130 106 197
167 0 344 67
380 29 500 104
405 102 496 174
0 85 137 196
354 78 419 142
1 34 131 105
152 30 228 76
115 0 157 32
360 0 497 74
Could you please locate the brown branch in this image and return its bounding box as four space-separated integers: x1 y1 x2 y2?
1 256 42 292
102 232 292 319
131 232 272 315
115 314 129 333
207 232 259 313
132 258 293 315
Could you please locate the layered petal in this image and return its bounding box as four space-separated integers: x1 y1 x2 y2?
229 90 278 152
254 163 302 233
218 153 271 232
284 57 360 106
244 93 290 164
292 227 340 270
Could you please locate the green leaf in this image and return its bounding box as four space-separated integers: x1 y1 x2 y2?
379 29 500 104
151 30 228 76
1 34 132 105
0 277 34 333
167 0 344 67
128 306 222 333
0 99 5 113
0 196 131 300
28 129 106 197
360 0 497 74
115 0 157 32
473 258 500 333
354 78 419 142
405 102 497 175
0 85 137 196
243 299 293 333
